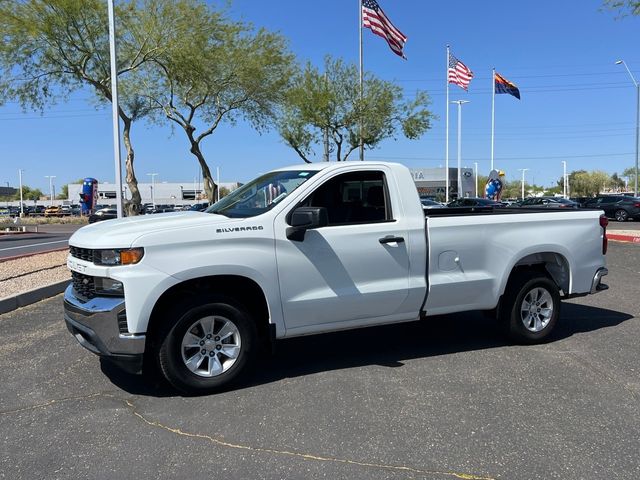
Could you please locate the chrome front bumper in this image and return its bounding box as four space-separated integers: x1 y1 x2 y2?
63 285 145 362
590 267 609 294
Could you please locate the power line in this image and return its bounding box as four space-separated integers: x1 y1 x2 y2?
0 113 108 121
403 84 633 97
0 108 107 116
394 69 640 83
368 152 634 161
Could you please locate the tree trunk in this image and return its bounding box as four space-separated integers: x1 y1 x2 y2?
189 139 218 203
122 118 142 216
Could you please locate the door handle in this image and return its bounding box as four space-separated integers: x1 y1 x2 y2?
379 235 405 244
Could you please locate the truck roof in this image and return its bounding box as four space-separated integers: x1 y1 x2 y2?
272 161 402 173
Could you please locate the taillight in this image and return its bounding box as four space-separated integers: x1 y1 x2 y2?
599 215 608 228
634 202 640 208
600 214 608 255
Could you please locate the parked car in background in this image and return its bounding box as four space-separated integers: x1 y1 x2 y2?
570 196 591 207
30 205 46 216
189 202 210 212
0 207 10 218
44 205 63 217
447 197 503 208
420 198 444 209
582 195 640 222
518 197 578 209
157 204 175 213
88 207 118 224
70 204 82 216
60 205 72 216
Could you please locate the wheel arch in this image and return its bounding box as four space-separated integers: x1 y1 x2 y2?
501 250 572 298
145 275 273 352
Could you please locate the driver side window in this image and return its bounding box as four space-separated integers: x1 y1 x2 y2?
303 171 392 226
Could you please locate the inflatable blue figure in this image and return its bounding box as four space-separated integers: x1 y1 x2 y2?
79 178 98 215
485 170 505 201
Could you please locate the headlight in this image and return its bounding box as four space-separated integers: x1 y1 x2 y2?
95 248 144 266
94 277 124 296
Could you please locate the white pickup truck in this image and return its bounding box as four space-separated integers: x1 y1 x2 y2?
64 162 609 393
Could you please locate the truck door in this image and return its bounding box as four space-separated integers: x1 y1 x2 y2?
274 169 410 331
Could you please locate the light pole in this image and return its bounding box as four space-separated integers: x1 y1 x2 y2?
18 169 24 216
216 166 220 203
561 161 567 198
147 173 158 208
451 100 470 199
45 175 56 205
473 162 479 197
616 60 639 197
518 168 529 200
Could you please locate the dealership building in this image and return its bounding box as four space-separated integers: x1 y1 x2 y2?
67 181 242 206
410 167 476 199
0 186 17 198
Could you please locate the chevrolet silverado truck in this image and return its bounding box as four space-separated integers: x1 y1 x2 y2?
64 162 609 393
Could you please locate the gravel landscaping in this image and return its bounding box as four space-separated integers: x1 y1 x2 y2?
0 250 70 299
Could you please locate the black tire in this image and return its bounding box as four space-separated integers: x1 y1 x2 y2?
614 209 629 222
157 295 257 394
500 271 561 344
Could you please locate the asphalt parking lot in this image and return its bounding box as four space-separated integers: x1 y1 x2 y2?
0 224 81 259
0 243 638 480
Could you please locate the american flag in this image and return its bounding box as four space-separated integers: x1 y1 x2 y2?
362 0 407 59
448 52 474 90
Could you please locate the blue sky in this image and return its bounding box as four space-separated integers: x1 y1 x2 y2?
1 0 638 193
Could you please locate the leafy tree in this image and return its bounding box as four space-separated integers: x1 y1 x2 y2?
567 170 611 196
142 3 294 202
545 185 563 196
57 185 69 201
13 185 44 201
57 178 84 200
502 180 529 199
611 172 626 190
277 56 433 163
622 167 637 188
603 0 640 16
476 175 489 197
0 0 178 215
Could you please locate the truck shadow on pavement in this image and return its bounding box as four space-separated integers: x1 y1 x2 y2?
101 302 633 397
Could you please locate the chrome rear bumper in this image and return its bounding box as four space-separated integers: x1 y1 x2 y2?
590 267 609 294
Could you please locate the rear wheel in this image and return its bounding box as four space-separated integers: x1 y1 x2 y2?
500 271 560 344
157 296 257 394
614 209 629 222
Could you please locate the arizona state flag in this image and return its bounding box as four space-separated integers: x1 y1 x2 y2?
494 72 520 99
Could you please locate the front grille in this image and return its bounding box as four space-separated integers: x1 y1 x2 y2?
71 271 96 299
70 246 95 263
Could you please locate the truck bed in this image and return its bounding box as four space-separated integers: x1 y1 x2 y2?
424 206 602 218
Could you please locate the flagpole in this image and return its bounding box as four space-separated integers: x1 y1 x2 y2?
359 0 364 161
491 67 495 171
445 45 450 203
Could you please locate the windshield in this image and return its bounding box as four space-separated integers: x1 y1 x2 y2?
205 170 318 218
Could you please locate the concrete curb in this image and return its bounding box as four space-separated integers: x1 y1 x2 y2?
0 280 69 315
607 233 640 244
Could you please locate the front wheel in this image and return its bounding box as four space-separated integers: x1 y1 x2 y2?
501 272 561 344
157 297 257 394
614 209 629 222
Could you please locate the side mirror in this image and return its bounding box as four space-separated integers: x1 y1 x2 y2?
286 206 328 241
